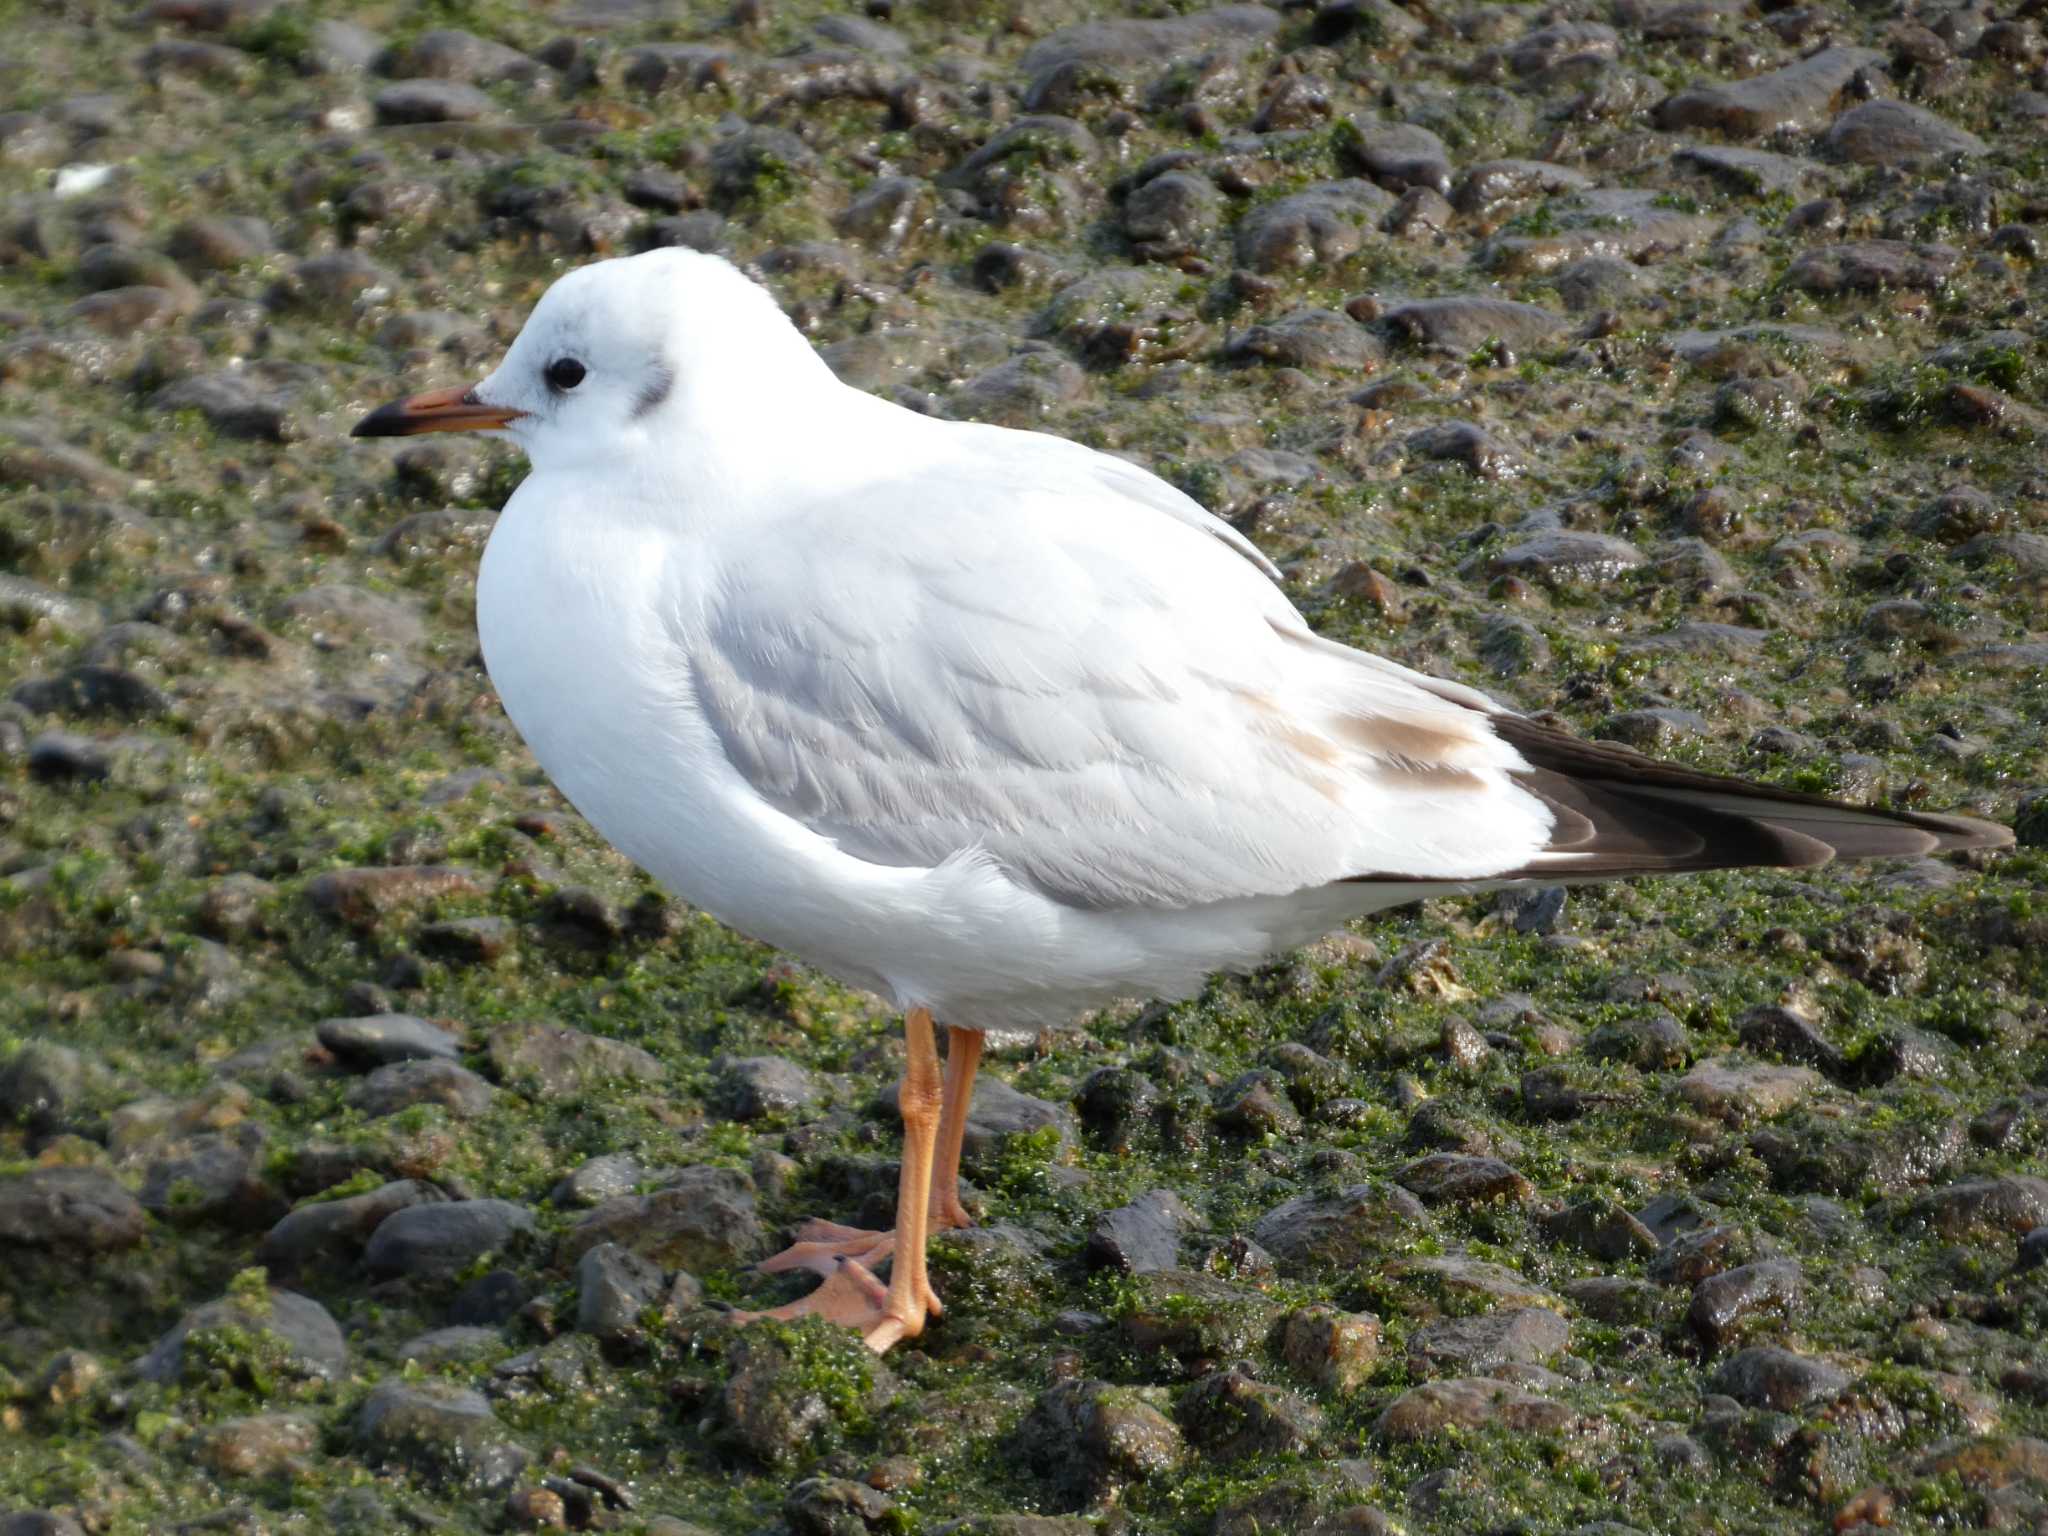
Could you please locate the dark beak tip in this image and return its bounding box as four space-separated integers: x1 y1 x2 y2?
350 402 406 438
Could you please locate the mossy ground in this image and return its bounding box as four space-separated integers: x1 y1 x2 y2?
4 0 2048 1529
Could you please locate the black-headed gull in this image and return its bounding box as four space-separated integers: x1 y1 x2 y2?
355 247 2010 1352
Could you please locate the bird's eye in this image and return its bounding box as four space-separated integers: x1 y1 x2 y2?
545 357 586 392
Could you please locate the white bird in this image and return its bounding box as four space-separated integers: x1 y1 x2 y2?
355 247 2010 1352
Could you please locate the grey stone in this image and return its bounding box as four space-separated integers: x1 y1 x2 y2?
363 1198 534 1278
561 1164 763 1268
259 1179 444 1272
138 1288 347 1383
316 1013 460 1067
1407 1306 1569 1378
0 1167 146 1254
576 1241 666 1344
1489 531 1643 585
1229 308 1381 372
1086 1188 1194 1273
372 79 496 124
1690 1257 1803 1347
716 1056 820 1122
1385 297 1562 354
357 1380 532 1493
1787 241 1961 295
1017 1377 1184 1507
1234 181 1392 273
1826 100 1986 165
351 1058 496 1119
1654 46 1885 137
1711 1346 1849 1410
1252 1183 1432 1275
486 1020 665 1093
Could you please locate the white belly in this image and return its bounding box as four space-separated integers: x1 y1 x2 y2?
475 485 1413 1028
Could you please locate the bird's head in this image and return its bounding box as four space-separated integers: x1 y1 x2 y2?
351 248 832 473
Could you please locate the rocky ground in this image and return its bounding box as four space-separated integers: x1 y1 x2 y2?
2 0 2047 1530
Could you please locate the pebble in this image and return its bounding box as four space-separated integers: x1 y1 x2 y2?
357 1380 532 1493
363 1198 535 1279
316 1013 461 1067
1085 1188 1194 1273
137 1287 347 1383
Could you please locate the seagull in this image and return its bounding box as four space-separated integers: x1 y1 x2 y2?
354 247 2010 1352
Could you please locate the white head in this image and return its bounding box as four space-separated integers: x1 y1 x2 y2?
352 248 839 474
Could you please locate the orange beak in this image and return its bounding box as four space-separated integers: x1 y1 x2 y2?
351 384 525 438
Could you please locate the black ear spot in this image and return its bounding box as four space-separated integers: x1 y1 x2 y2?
545 357 587 392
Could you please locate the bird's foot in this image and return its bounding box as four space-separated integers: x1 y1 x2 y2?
735 1252 939 1354
756 1202 974 1283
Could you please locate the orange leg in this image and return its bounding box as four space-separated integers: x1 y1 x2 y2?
929 1026 984 1233
740 1008 946 1352
753 1025 985 1285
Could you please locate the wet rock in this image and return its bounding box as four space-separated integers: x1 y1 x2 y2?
1712 1346 1849 1411
1397 1153 1533 1206
358 1380 532 1493
1375 1377 1578 1441
1690 1258 1803 1348
785 1478 893 1536
165 216 272 274
1341 120 1452 196
1212 1070 1304 1135
1018 6 1279 106
152 371 292 441
1910 1176 2048 1242
486 1019 665 1093
951 349 1085 424
396 1325 502 1365
576 1240 665 1346
1676 1059 1822 1122
380 28 535 83
363 1198 534 1279
138 1287 347 1384
1736 1005 1846 1080
305 865 481 928
960 1077 1074 1168
1227 308 1380 372
1252 1183 1432 1275
1385 297 1562 354
1234 181 1392 273
416 915 514 965
551 1152 653 1209
1277 1306 1382 1392
1787 241 1961 295
1178 1365 1324 1458
1454 158 1591 214
316 1013 460 1067
1017 1377 1183 1507
1826 100 1985 165
718 1325 880 1467
1381 1255 1562 1318
1407 1306 1569 1378
1673 145 1823 197
1564 1276 1670 1325
352 1057 496 1119
0 1167 146 1254
715 1056 820 1122
1086 1188 1194 1273
1123 169 1220 261
193 1412 317 1479
139 1131 282 1229
0 1041 85 1129
560 1165 763 1268
373 79 496 124
1654 45 1885 137
1489 531 1643 585
1585 1011 1691 1071
1539 1197 1660 1260
258 1178 444 1272
1406 421 1521 478
1117 1269 1281 1369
